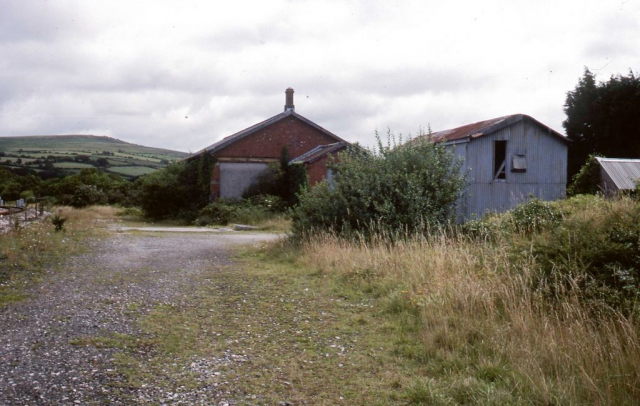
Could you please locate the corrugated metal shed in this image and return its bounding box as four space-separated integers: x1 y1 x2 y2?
426 114 568 219
429 114 568 144
597 157 640 191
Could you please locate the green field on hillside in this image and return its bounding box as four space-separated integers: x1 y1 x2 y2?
0 135 188 179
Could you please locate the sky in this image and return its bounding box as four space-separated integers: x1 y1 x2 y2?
0 0 638 152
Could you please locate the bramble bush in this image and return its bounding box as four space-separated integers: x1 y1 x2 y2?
291 130 467 237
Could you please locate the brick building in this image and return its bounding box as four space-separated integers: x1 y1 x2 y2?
190 88 348 199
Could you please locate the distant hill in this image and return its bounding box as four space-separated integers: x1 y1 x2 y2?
0 135 188 179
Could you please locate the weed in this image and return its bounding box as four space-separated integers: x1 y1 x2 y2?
50 213 67 232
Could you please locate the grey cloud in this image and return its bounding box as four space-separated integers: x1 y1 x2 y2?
0 1 92 43
195 20 295 52
347 67 496 97
583 11 639 59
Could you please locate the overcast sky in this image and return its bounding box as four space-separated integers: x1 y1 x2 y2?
0 0 638 152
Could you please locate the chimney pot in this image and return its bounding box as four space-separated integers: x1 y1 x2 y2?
284 88 294 112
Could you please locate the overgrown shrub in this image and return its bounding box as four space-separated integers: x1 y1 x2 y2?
195 199 238 225
135 153 215 220
243 147 308 208
458 195 640 312
194 196 277 226
291 131 466 237
508 198 562 234
567 155 601 196
529 197 640 311
195 195 282 226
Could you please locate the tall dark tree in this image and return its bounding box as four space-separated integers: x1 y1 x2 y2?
563 68 640 178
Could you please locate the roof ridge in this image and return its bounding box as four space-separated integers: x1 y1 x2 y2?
190 110 346 158
429 114 567 143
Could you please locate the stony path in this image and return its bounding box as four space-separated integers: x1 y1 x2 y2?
0 231 279 405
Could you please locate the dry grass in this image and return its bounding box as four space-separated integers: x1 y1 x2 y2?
298 229 640 404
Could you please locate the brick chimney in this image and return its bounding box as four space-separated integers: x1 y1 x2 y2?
284 88 294 112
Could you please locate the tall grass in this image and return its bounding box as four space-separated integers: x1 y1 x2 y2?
295 198 640 404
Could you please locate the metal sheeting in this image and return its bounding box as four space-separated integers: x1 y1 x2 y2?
597 158 640 191
456 118 567 219
219 162 268 199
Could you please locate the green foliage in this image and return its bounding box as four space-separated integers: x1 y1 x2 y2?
567 155 601 196
50 213 67 232
96 157 109 167
508 198 562 234
291 130 467 237
195 195 280 226
195 199 238 225
39 168 135 208
136 154 215 220
243 147 308 207
0 167 40 201
462 195 640 313
20 190 35 203
563 68 640 178
529 197 640 312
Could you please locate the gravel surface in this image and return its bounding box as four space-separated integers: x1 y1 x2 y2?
0 230 279 405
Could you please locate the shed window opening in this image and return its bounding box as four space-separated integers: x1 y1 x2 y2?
493 140 507 180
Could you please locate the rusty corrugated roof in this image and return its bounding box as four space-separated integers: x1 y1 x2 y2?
597 157 640 190
289 142 348 164
428 114 568 144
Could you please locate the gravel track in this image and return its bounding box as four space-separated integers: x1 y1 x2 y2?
0 231 278 405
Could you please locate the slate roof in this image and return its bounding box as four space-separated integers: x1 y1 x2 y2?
190 110 346 158
428 114 568 144
289 142 348 164
597 157 640 190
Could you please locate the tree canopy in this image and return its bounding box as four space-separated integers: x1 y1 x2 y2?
563 68 640 178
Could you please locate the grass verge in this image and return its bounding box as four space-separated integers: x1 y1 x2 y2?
0 205 116 306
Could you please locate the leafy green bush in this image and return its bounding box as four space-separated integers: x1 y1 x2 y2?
567 155 601 196
37 168 135 207
530 198 640 311
195 199 238 225
291 131 466 237
458 195 640 312
135 154 215 220
195 196 279 226
71 184 108 208
508 198 562 234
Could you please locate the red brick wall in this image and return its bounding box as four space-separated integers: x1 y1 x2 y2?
209 116 340 198
305 148 345 186
212 116 338 159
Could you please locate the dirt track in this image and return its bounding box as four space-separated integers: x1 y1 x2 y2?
0 230 279 405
